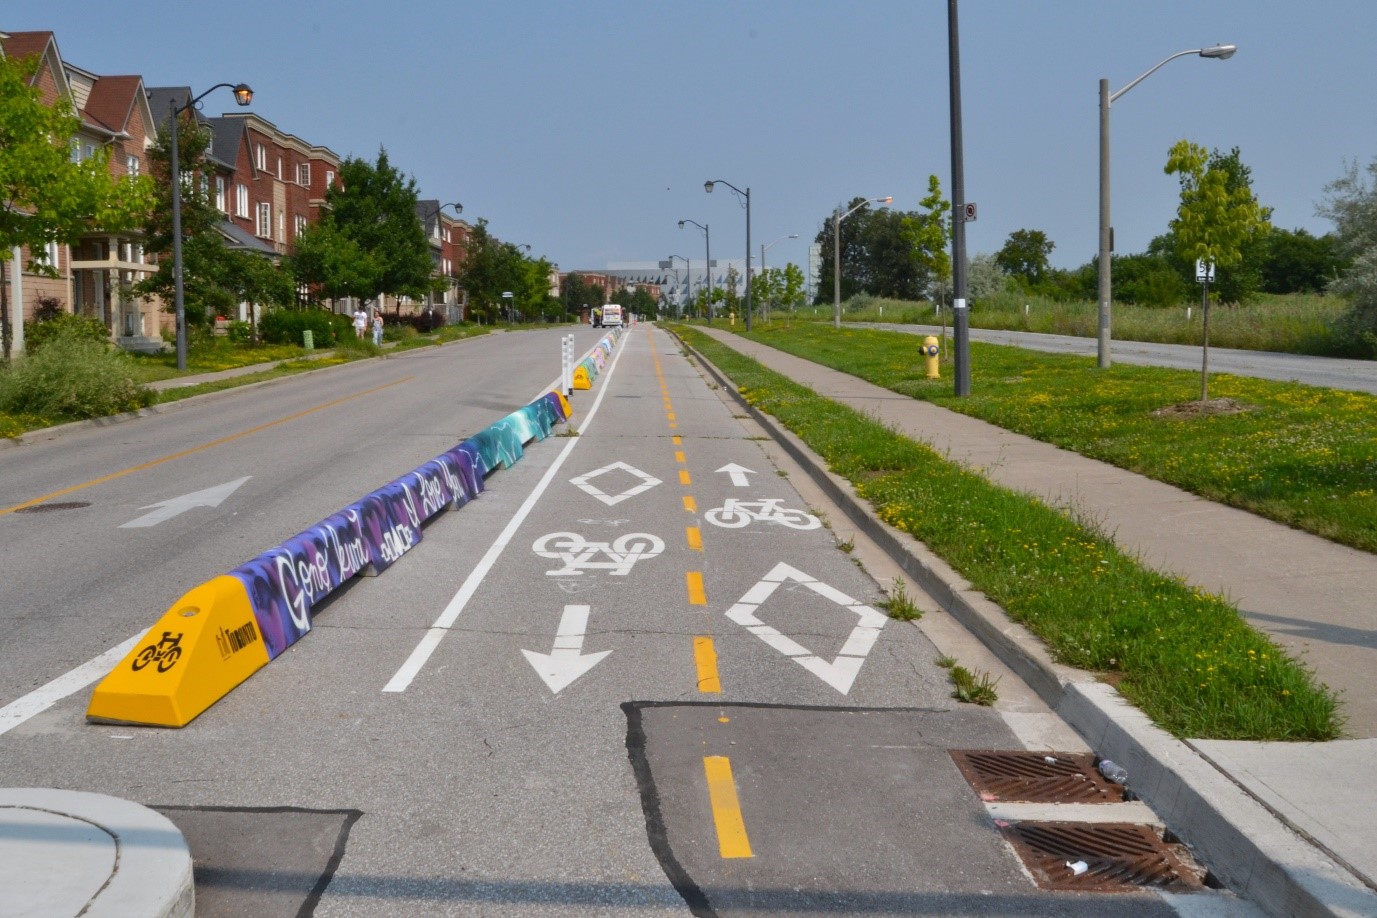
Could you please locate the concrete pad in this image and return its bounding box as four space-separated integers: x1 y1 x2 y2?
0 788 193 918
1191 738 1377 896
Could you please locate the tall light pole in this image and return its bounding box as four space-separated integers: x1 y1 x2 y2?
948 0 970 396
168 82 253 371
679 219 710 321
833 197 891 329
664 254 689 317
760 233 798 323
1097 43 1236 368
704 180 751 330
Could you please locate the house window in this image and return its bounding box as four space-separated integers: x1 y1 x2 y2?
297 162 310 186
257 202 271 238
126 155 140 177
235 184 249 217
34 240 60 269
277 157 284 181
325 169 335 188
277 209 285 242
294 215 308 238
215 177 227 212
255 143 267 171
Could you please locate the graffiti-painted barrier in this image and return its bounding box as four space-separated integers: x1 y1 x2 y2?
572 328 621 389
87 388 579 728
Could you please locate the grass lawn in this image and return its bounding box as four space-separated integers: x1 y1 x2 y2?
673 324 1342 742
735 321 1377 555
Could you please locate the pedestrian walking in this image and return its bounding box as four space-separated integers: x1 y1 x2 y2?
371 311 383 347
353 307 368 339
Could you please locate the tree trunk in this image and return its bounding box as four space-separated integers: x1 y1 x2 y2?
1199 281 1211 402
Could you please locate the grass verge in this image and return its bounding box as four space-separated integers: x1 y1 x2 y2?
736 321 1377 554
674 325 1341 741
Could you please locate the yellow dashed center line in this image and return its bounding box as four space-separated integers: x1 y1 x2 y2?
686 526 703 551
703 756 754 858
686 571 706 605
675 450 687 464
0 376 413 516
683 495 697 513
694 636 722 693
679 469 692 486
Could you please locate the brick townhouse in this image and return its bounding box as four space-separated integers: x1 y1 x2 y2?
5 25 475 353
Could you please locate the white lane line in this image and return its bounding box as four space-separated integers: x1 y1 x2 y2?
384 328 633 693
0 635 141 738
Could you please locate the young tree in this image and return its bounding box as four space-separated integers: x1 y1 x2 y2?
902 175 952 299
0 53 153 361
1165 139 1271 399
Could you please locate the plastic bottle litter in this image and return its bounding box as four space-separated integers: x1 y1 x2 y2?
1066 860 1089 876
1098 759 1129 785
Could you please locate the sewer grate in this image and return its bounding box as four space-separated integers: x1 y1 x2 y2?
1000 821 1203 892
950 750 1123 803
16 501 91 513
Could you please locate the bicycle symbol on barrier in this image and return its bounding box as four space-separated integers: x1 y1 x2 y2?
532 532 665 576
131 631 184 673
704 498 820 531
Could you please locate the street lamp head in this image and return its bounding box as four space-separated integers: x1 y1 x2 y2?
446 201 463 214
1200 44 1237 60
678 220 685 228
704 181 715 193
878 196 893 205
232 83 254 106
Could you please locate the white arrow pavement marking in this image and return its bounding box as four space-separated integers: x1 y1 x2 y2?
725 562 886 694
119 476 251 529
716 463 756 487
521 604 611 693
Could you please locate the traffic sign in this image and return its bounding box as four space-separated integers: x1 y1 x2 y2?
963 202 977 222
1195 259 1215 283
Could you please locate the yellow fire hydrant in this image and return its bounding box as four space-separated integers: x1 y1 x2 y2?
923 335 940 379
730 312 736 327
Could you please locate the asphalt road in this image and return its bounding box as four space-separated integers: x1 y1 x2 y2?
0 326 1206 916
871 323 1377 393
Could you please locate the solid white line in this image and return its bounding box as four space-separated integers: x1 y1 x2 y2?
384 328 634 693
0 634 141 738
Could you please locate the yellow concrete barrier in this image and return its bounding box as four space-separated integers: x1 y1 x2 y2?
572 365 592 389
87 576 270 727
554 390 574 419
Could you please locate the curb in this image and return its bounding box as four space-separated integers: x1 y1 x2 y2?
678 333 1377 918
0 788 193 918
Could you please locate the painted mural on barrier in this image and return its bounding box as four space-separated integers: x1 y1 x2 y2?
228 390 573 660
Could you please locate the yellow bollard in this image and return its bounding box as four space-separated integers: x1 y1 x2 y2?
923 335 941 379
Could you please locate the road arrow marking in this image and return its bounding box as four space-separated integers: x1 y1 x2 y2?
521 604 611 693
119 477 251 529
716 463 756 487
725 562 886 694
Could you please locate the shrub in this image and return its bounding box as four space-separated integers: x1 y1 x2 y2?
0 334 154 420
257 307 345 346
226 320 254 343
24 312 110 353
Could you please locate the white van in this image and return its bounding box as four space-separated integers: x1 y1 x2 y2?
598 304 624 328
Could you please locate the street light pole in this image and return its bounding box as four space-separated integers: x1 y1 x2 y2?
665 254 689 318
168 82 253 371
1097 43 1237 368
679 219 710 321
832 197 891 329
948 0 970 396
704 180 750 330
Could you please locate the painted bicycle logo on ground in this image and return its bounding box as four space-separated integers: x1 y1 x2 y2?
704 498 820 530
533 531 665 576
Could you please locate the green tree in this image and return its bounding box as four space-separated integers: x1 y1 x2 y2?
1165 139 1272 398
325 148 435 311
902 175 952 298
1260 228 1348 295
1319 156 1377 352
455 220 541 322
291 219 380 308
995 228 1055 287
560 272 601 320
0 53 154 361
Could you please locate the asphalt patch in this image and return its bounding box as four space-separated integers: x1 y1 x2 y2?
155 805 360 917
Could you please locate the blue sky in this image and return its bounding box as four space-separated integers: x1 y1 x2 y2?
11 1 1377 278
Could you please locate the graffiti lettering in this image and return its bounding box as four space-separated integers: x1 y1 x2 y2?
379 522 417 563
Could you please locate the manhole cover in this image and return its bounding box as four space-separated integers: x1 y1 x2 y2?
16 501 91 513
1001 821 1203 892
950 750 1122 803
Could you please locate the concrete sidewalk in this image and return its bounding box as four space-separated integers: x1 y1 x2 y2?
692 325 1377 917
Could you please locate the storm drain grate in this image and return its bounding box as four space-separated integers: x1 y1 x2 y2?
1000 821 1203 892
950 750 1123 803
16 501 91 513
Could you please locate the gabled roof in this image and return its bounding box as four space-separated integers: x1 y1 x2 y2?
206 117 248 171
0 30 56 66
82 74 144 137
218 220 277 255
